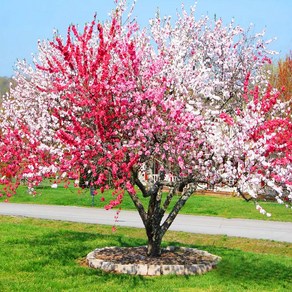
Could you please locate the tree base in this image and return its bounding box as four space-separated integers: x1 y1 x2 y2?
86 246 221 276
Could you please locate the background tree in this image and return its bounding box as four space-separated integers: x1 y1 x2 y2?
1 1 291 257
0 77 14 104
268 51 292 103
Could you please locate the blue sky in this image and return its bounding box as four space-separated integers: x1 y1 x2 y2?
1 0 292 76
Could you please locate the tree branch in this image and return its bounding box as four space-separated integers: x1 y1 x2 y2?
160 183 196 237
162 186 177 211
237 187 253 202
134 175 149 197
128 191 148 225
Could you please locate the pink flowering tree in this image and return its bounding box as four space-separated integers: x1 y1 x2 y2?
1 2 291 257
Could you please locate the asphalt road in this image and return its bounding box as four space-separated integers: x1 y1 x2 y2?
1 202 292 243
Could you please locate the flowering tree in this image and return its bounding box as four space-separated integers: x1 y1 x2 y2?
1 1 291 257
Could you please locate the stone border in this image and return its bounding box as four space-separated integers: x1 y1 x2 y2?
86 246 221 276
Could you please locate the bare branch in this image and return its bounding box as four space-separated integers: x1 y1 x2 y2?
161 183 197 237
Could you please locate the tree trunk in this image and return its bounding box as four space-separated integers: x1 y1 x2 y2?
129 176 197 258
146 226 163 257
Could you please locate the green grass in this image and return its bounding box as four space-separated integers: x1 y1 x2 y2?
1 184 291 222
0 215 291 291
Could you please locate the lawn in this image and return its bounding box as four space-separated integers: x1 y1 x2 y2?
1 184 291 222
0 215 291 291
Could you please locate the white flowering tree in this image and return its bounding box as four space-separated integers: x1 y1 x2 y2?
0 1 291 257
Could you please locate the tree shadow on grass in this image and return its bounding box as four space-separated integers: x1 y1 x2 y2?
23 229 152 287
3 230 152 291
167 241 292 286
6 227 291 290
13 229 147 264
215 248 292 286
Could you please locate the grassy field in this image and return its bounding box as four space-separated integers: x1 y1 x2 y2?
1 184 291 222
0 215 291 291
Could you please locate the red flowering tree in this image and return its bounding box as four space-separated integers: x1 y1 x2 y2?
269 51 292 107
1 2 291 257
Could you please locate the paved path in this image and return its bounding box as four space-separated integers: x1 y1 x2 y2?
1 203 292 243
